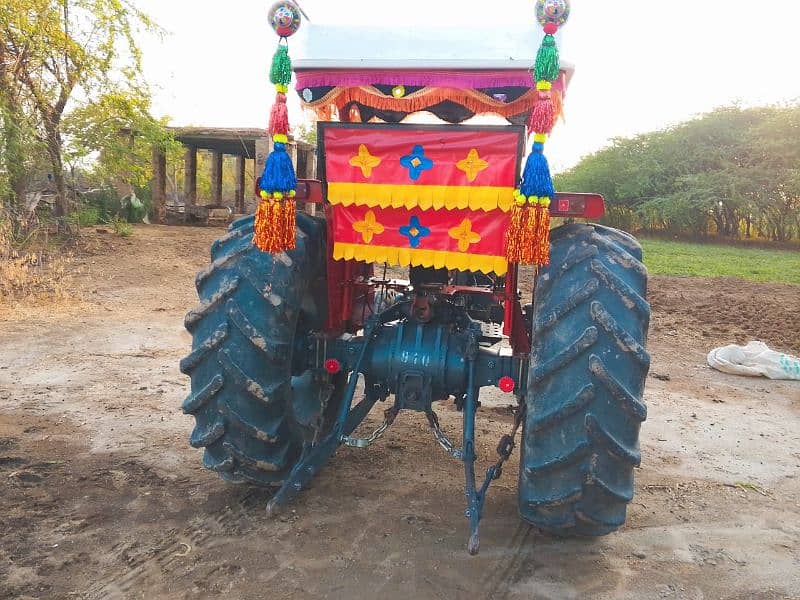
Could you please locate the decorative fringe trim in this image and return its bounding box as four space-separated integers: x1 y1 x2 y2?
254 196 296 253
333 242 508 276
295 69 565 91
303 85 563 120
326 182 517 213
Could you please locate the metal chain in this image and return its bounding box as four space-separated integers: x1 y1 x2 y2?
340 405 399 449
485 404 526 480
426 410 464 460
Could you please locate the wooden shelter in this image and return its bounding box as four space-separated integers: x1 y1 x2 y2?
150 127 315 224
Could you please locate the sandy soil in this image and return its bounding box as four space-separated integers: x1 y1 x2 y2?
1 225 799 600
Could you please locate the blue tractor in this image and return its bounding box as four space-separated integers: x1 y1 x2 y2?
181 5 649 554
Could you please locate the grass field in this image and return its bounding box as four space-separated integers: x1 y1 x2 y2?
640 238 800 285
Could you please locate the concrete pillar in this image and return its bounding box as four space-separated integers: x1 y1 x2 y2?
211 151 223 205
235 155 246 213
151 146 167 224
183 146 197 208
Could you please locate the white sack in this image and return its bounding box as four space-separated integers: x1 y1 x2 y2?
707 341 800 380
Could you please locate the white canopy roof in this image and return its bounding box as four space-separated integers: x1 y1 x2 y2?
293 24 572 73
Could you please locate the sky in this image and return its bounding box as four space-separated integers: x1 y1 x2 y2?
135 0 800 172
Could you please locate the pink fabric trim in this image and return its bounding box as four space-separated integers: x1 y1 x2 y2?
294 69 566 92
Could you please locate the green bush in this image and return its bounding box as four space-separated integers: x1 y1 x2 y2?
107 216 133 237
69 205 102 227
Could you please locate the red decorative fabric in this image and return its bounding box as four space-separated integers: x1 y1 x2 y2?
323 126 520 187
333 204 510 256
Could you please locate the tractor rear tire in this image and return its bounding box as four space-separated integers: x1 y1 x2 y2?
518 223 650 536
181 212 337 486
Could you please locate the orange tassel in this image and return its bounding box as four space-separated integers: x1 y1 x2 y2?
534 199 551 265
281 199 297 250
519 198 538 264
254 196 273 252
506 193 530 262
506 195 548 265
254 195 296 253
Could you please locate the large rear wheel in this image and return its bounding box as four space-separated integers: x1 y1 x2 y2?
180 213 340 486
518 223 650 535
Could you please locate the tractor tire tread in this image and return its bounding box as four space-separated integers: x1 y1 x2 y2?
182 212 325 486
519 223 650 537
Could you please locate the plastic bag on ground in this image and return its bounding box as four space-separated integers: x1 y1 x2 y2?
707 341 800 380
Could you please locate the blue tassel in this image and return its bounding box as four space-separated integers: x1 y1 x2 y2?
258 142 297 195
519 144 554 198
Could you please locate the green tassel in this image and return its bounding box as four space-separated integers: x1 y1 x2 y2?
270 45 292 87
534 34 560 82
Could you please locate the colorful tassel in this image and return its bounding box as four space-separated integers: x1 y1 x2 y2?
506 192 527 262
269 44 292 86
269 92 290 135
529 94 555 134
506 19 562 266
534 33 560 82
520 142 555 199
255 40 298 253
534 198 551 265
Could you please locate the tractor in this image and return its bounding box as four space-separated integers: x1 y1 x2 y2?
181 2 649 555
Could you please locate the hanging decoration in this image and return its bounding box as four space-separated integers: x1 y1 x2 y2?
254 1 302 253
506 0 569 266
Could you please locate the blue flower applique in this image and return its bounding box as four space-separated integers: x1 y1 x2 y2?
400 145 434 181
399 215 431 249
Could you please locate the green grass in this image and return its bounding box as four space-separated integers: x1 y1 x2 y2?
640 238 800 285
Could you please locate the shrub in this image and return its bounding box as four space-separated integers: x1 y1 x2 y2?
69 205 102 227
107 216 133 237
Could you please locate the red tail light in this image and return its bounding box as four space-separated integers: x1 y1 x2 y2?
550 193 605 219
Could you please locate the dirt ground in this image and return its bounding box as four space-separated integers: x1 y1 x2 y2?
1 225 799 600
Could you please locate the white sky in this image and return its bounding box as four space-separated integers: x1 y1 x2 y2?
136 0 800 172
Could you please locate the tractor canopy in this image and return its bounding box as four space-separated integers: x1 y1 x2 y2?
281 22 578 275
293 24 573 124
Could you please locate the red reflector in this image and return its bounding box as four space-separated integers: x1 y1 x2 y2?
498 376 515 393
550 192 605 219
324 359 341 374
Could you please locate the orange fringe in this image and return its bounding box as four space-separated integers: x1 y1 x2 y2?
533 204 551 265
305 86 563 120
505 203 526 263
254 197 297 253
505 200 551 265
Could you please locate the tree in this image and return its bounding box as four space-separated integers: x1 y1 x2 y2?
64 91 179 191
0 33 35 210
555 105 800 241
0 0 158 218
